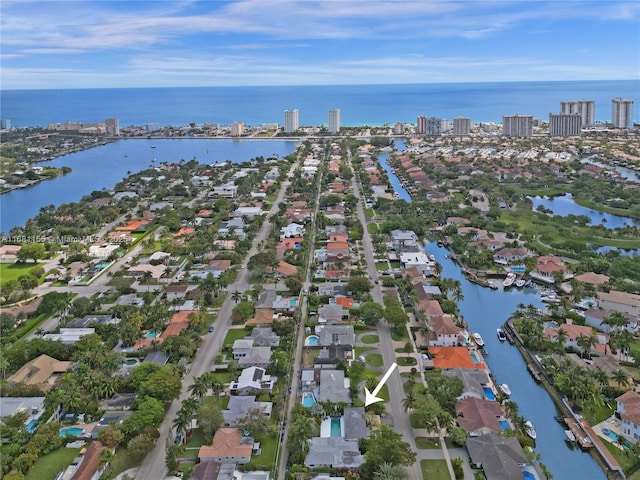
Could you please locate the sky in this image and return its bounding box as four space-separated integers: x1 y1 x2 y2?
1 0 639 89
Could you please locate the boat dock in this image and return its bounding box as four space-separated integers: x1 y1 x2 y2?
564 418 593 449
527 363 542 383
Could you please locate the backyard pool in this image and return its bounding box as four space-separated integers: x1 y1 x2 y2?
26 419 38 433
302 392 316 408
330 417 342 437
483 387 495 400
144 331 157 339
470 352 482 364
60 427 85 437
125 358 139 366
305 335 319 346
499 420 511 431
523 471 535 480
289 299 298 307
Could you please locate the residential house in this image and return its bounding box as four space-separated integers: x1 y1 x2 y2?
234 207 264 219
444 368 493 400
198 428 254 464
218 217 246 239
544 321 609 356
597 290 640 317
427 315 462 347
69 441 107 480
238 347 273 369
0 397 45 428
583 308 637 334
233 339 254 360
455 397 504 436
230 367 276 395
166 284 190 302
616 390 640 442
127 264 166 281
390 230 418 250
223 396 273 426
317 369 351 404
446 217 471 226
272 295 297 312
247 327 280 347
7 354 72 391
532 255 567 283
280 223 305 238
467 433 536 480
0 245 21 263
274 261 298 278
286 208 312 223
210 183 238 198
246 310 276 326
88 242 119 259
429 346 487 370
574 271 610 287
399 252 434 276
304 437 363 469
493 247 531 266
317 304 349 325
316 325 355 347
43 328 95 345
416 299 444 320
343 407 370 441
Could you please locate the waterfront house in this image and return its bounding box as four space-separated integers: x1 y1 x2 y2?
399 252 434 276
429 346 487 370
416 299 445 320
390 230 419 250
583 308 637 334
444 368 493 400
574 271 610 287
493 247 531 266
7 354 72 392
198 428 253 464
427 315 462 347
597 290 640 318
455 397 504 436
466 433 534 480
544 321 609 356
304 437 363 469
616 390 640 442
532 255 567 283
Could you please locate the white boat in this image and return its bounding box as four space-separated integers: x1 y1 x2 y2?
565 429 576 442
472 333 485 347
541 292 561 303
525 420 537 440
429 254 435 261
503 272 516 288
497 328 507 341
499 383 511 396
515 279 526 288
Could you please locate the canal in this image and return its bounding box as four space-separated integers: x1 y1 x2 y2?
389 139 605 479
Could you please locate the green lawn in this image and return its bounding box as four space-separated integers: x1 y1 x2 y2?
26 448 81 480
375 262 388 270
223 328 249 346
364 208 374 218
420 459 451 480
355 346 375 357
391 328 408 341
367 223 379 234
416 437 442 449
397 356 417 366
583 398 616 425
365 353 384 367
601 437 640 475
251 432 278 470
102 446 142 479
106 276 134 288
361 334 379 344
0 262 45 286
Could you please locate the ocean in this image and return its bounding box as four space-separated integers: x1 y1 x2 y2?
1 80 638 128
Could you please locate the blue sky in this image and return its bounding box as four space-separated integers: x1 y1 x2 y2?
1 0 639 89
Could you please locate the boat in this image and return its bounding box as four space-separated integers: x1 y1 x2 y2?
429 254 435 261
124 153 128 158
151 145 156 148
503 272 516 288
525 420 537 440
541 291 561 303
497 328 507 341
565 430 576 442
488 280 498 290
472 333 485 347
515 279 526 288
499 383 511 396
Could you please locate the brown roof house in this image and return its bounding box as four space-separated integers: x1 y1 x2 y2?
198 427 254 464
7 354 72 391
455 397 504 436
70 441 107 480
616 390 640 443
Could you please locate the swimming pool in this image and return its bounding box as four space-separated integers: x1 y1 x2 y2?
26 419 38 433
305 335 319 346
511 265 526 272
302 392 316 408
144 331 157 339
523 471 535 480
289 299 298 307
483 387 495 400
125 358 139 366
499 420 511 431
470 352 481 364
60 427 85 437
96 262 110 269
330 417 342 437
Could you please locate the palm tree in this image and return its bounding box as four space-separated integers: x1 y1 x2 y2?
189 375 210 401
231 290 242 304
401 390 416 412
555 327 568 352
172 410 190 444
612 369 630 389
374 462 407 480
576 333 596 359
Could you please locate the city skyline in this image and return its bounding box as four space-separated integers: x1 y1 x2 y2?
1 0 639 90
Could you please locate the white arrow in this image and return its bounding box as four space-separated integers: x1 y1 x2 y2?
364 362 397 406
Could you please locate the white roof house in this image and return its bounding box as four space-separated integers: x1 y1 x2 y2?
43 328 95 345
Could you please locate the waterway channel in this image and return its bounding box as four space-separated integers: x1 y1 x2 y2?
1 138 299 234
387 140 605 478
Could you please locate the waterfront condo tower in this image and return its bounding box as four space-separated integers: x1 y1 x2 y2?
453 117 472 135
426 117 442 136
328 108 341 133
549 113 582 136
416 115 427 135
611 98 634 129
105 118 120 136
231 121 245 136
284 109 299 133
394 122 405 135
560 100 595 127
502 114 533 137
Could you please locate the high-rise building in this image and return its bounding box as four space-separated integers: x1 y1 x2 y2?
549 113 582 136
426 117 442 136
105 118 120 136
0 119 11 130
328 108 340 133
560 100 595 126
502 115 533 137
284 109 299 133
453 117 471 135
231 121 244 136
612 98 634 129
416 116 427 135
394 122 405 135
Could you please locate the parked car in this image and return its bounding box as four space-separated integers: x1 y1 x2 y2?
209 326 214 332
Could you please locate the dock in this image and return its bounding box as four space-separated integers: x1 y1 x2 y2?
527 363 542 383
564 418 593 449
